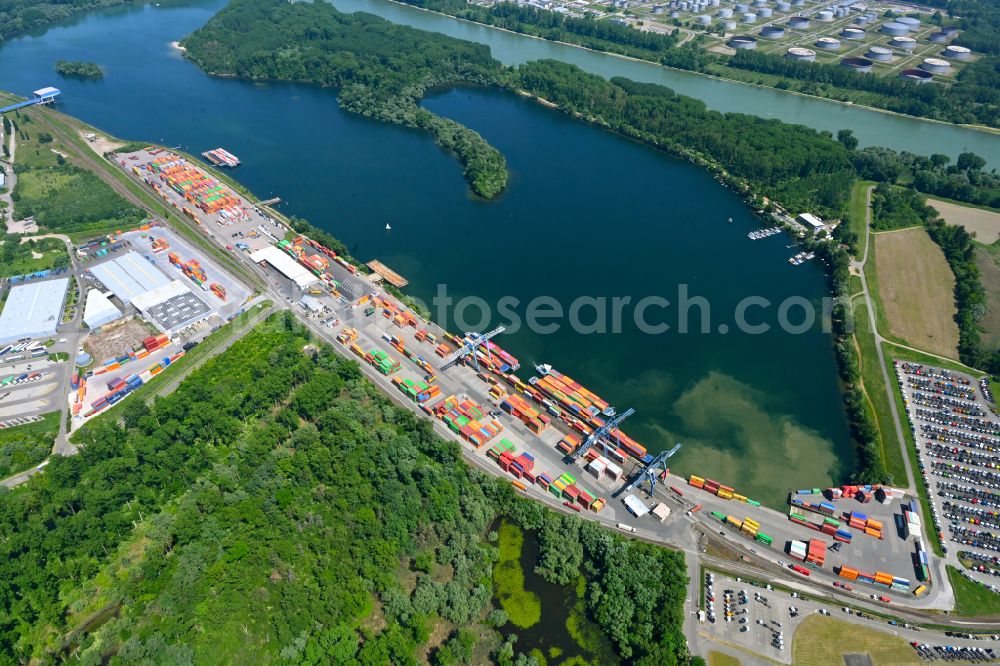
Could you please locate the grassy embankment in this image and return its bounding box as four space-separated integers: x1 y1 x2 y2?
706 651 741 666
0 411 58 478
946 565 1000 617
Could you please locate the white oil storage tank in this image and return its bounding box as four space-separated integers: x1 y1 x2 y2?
881 21 910 36
841 27 865 40
866 45 893 61
718 7 734 17
928 31 949 43
788 15 810 28
722 19 737 30
890 35 917 50
920 57 952 74
697 13 712 24
742 12 757 22
816 36 841 49
775 0 790 9
943 45 972 60
817 9 834 20
787 46 817 61
757 7 773 17
761 24 785 38
896 16 920 28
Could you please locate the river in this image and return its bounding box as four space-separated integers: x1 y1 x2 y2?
327 0 1000 168
0 0 899 505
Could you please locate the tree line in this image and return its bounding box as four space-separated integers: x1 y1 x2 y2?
727 50 1000 129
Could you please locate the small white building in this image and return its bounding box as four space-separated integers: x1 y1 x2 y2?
798 213 825 233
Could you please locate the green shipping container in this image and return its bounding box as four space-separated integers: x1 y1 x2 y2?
711 511 726 521
746 499 761 507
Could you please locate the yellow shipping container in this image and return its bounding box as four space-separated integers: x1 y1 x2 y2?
718 490 733 500
733 494 748 503
726 516 741 527
690 475 705 485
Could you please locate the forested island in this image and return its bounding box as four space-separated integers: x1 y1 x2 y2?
55 59 103 79
182 0 508 198
0 314 691 664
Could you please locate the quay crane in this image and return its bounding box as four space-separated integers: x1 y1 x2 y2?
570 407 635 461
623 443 682 497
440 326 506 372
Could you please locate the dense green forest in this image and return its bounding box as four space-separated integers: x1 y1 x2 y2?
0 411 56 478
515 60 856 217
181 0 508 199
869 183 941 231
55 59 103 79
0 314 690 665
0 0 134 41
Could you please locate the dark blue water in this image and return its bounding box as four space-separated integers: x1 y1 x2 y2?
0 0 853 504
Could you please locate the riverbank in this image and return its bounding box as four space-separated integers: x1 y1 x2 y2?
377 0 1000 138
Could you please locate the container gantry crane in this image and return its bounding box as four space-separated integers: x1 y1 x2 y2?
570 407 636 460
440 326 506 372
624 443 682 496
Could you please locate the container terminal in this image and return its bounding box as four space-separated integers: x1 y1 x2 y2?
100 146 994 661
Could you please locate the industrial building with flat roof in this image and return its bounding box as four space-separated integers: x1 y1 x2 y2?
90 251 172 305
249 245 318 290
0 278 69 344
130 280 211 333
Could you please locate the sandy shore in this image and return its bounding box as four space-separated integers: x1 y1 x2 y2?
170 41 186 53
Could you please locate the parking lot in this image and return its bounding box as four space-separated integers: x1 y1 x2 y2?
0 342 72 420
895 361 1000 596
699 571 999 664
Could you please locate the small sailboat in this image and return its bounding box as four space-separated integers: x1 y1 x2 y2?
385 222 392 231
728 217 733 224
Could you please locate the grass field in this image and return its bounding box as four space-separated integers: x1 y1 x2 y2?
873 228 960 359
928 198 1000 244
10 108 145 234
852 299 906 485
974 243 1000 348
792 615 920 666
947 565 1000 617
706 650 741 666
